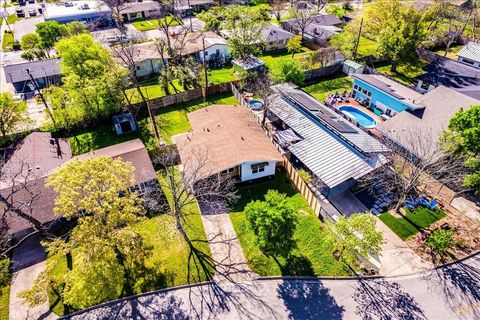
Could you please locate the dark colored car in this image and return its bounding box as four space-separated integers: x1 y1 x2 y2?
15 9 25 17
28 9 37 16
28 0 35 3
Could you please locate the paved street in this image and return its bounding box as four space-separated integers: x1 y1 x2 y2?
66 253 480 320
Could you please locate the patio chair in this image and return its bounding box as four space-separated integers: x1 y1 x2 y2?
419 196 429 207
428 199 438 210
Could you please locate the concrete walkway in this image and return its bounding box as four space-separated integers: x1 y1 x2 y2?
375 218 433 276
9 235 55 320
200 214 257 283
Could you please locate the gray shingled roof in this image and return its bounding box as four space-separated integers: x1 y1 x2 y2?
261 25 295 42
3 58 61 84
457 42 480 63
418 55 480 100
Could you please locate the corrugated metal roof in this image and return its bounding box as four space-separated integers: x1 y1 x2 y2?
457 42 480 63
269 84 388 189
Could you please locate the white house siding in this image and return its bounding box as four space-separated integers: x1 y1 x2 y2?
135 59 163 77
198 44 229 62
458 57 480 69
239 161 277 182
265 40 287 51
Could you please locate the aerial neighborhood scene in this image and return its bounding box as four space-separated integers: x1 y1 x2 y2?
1 0 480 318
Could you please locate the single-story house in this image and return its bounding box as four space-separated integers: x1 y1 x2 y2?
1 134 156 238
221 24 295 51
174 105 283 182
3 58 62 95
415 54 480 100
117 41 165 78
376 86 480 155
267 83 388 196
119 1 161 22
44 0 111 23
352 74 425 118
174 0 213 17
178 31 229 63
456 42 480 69
281 14 343 45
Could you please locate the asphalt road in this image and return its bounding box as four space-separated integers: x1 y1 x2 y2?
66 253 480 320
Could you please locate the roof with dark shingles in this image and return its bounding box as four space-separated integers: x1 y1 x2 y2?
3 58 61 84
418 55 480 100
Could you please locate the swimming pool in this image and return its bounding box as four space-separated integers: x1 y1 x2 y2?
339 105 377 128
248 99 263 110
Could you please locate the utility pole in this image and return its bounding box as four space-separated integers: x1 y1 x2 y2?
187 0 193 31
202 37 208 108
352 17 363 60
144 90 161 146
26 68 56 125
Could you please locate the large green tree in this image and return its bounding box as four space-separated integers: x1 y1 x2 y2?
35 21 69 57
443 105 480 194
19 156 150 310
358 0 432 71
271 59 305 86
323 213 383 268
0 93 30 137
245 190 297 258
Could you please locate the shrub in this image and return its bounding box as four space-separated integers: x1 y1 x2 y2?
298 169 312 184
425 229 454 254
271 60 305 86
12 40 21 51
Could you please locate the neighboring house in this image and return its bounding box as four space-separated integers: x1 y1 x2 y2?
281 14 343 45
416 55 480 100
118 41 165 78
456 42 480 68
1 134 156 238
267 83 388 196
44 0 111 23
179 31 229 62
175 104 283 182
3 58 62 95
174 0 213 17
221 24 295 51
119 1 161 22
352 74 425 117
376 86 480 155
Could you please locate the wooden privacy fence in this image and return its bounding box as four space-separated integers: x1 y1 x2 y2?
283 157 324 217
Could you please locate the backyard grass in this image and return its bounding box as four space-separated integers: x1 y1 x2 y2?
432 44 463 61
356 37 377 57
379 207 447 240
208 66 237 84
302 74 353 102
126 78 184 104
2 31 14 51
67 92 238 154
229 172 349 276
0 258 10 320
131 16 181 31
259 47 314 70
374 60 428 86
47 171 213 315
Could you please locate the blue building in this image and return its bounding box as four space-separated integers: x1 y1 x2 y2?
351 74 425 117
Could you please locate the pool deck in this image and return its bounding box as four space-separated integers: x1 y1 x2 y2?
336 100 383 124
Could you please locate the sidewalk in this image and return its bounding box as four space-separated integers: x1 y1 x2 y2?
200 213 257 283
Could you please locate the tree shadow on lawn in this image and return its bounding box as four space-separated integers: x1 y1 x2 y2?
277 280 345 320
273 254 315 276
353 278 427 320
425 258 480 318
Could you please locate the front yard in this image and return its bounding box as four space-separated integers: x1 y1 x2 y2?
302 74 353 103
67 92 238 154
47 171 213 315
229 172 349 276
131 16 181 31
379 207 446 240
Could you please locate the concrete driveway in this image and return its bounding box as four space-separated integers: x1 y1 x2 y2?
12 16 44 40
66 253 480 319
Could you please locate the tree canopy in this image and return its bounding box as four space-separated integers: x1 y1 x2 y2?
245 190 297 257
0 93 29 138
271 59 305 86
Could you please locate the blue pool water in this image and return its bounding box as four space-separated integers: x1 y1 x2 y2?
248 99 263 109
339 106 377 128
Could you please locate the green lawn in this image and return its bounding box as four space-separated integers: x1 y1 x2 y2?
67 92 238 154
379 207 446 240
47 171 213 315
229 172 349 276
2 31 14 51
0 259 10 320
356 37 377 57
432 44 463 60
259 47 315 70
374 60 428 86
131 16 181 31
302 74 353 102
5 13 18 25
208 66 237 84
126 78 185 104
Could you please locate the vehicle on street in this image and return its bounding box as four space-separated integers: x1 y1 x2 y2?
15 9 25 17
28 9 37 16
28 0 35 3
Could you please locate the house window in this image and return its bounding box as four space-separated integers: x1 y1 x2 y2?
353 84 359 90
128 181 151 196
251 162 268 174
367 91 372 97
461 58 475 65
220 167 234 174
136 65 141 70
204 50 208 56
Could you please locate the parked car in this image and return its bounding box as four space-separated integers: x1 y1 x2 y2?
40 2 46 7
106 34 130 44
28 0 35 3
28 9 37 16
15 9 25 17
